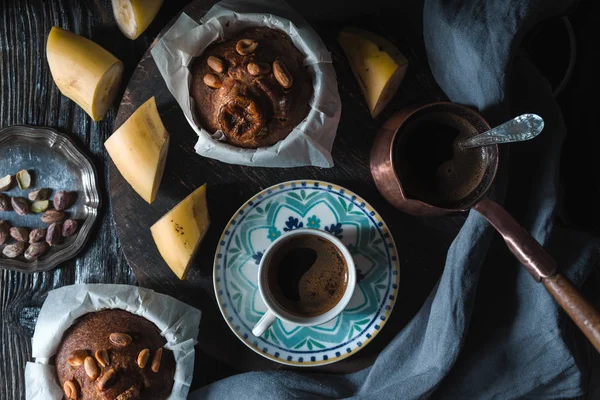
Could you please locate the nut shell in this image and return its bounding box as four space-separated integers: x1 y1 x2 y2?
203 73 222 89
24 242 49 261
10 227 29 242
28 188 51 201
66 350 88 367
109 332 132 347
41 210 65 223
0 193 10 211
53 190 71 211
84 356 100 380
2 242 25 258
63 380 78 399
46 222 62 246
0 220 11 245
29 228 47 243
95 349 110 368
11 197 29 215
62 219 78 237
137 348 150 368
151 347 163 373
235 38 258 55
207 55 225 73
96 367 115 391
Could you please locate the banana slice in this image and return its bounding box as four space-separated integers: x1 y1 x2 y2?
46 27 124 121
151 184 210 280
112 0 164 40
104 97 169 204
338 27 409 119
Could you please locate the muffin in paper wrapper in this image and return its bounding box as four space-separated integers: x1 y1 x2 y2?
25 284 200 400
151 0 341 168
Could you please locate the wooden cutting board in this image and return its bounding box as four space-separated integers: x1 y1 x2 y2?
109 0 460 375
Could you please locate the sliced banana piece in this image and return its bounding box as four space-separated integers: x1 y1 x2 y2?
104 97 169 204
338 27 409 119
112 0 164 40
46 26 124 121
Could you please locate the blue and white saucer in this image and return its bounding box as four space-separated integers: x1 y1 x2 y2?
214 180 400 366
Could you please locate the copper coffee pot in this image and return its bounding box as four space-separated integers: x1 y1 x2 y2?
371 102 600 352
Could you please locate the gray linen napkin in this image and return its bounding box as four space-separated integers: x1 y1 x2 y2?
190 0 600 398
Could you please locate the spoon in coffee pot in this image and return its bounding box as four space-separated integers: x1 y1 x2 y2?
457 113 544 149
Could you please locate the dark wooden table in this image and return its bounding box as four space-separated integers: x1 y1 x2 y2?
1 0 598 399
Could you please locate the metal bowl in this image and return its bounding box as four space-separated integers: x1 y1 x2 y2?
0 125 100 272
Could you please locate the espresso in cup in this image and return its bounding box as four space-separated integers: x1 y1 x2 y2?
267 234 348 317
394 111 487 208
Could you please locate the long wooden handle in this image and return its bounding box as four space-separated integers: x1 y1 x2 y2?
474 198 600 353
543 272 600 352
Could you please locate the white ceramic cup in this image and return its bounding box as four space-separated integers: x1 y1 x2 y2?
252 228 356 337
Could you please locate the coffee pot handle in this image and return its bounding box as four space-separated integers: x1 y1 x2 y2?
474 198 600 353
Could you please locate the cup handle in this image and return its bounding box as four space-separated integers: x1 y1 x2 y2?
252 310 277 337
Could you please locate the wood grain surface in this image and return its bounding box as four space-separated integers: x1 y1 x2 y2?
1 0 599 399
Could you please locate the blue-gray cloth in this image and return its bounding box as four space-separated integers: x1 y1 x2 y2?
191 0 600 398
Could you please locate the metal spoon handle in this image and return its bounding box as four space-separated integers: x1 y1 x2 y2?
458 114 544 149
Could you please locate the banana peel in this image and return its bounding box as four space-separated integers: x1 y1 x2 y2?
112 0 164 40
338 27 409 118
46 26 124 121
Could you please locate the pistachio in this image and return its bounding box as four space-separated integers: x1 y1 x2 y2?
2 242 25 258
46 222 62 246
31 200 50 213
0 221 9 245
62 219 78 237
96 367 115 391
137 348 150 369
63 379 78 400
84 356 99 380
41 210 65 223
29 228 46 243
0 175 12 191
11 197 29 215
0 193 10 211
28 188 51 201
95 349 110 368
203 73 222 89
207 55 225 73
247 62 271 76
53 190 71 211
16 169 31 189
109 332 132 347
9 227 29 242
24 242 49 261
273 60 293 89
236 38 258 55
151 347 163 373
66 349 88 366
115 385 140 400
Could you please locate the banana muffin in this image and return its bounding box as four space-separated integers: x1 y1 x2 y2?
55 310 175 400
191 26 312 148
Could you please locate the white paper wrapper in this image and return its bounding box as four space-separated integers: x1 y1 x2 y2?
25 284 201 400
151 0 341 168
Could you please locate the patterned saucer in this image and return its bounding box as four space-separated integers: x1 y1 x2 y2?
214 180 400 366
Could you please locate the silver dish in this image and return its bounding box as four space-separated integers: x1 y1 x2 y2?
0 125 100 272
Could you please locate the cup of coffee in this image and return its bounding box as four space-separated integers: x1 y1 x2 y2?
251 228 356 337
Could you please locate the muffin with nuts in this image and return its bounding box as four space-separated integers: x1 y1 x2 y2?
55 309 175 400
190 26 312 148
